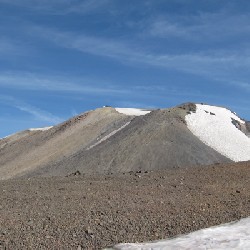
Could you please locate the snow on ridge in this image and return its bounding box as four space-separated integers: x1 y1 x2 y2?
111 217 250 250
28 126 53 131
186 104 250 162
115 108 151 116
87 121 131 150
0 126 53 140
0 133 14 140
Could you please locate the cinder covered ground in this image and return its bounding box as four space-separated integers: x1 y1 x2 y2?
0 161 249 249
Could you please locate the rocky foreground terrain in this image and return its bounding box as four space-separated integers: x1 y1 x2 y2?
0 161 249 249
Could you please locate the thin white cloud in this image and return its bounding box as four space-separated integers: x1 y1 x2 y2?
148 11 250 41
2 4 250 93
30 26 250 92
15 105 61 124
149 19 188 38
0 38 28 56
0 72 224 112
65 0 111 14
0 72 130 95
0 95 62 123
0 0 112 14
0 71 216 103
238 82 250 91
215 78 250 92
32 26 139 61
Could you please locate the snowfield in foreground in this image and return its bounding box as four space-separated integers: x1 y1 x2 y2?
186 104 250 162
115 108 151 116
111 217 250 250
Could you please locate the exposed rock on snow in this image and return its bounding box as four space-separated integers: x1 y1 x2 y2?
115 108 151 116
111 217 250 250
186 104 250 162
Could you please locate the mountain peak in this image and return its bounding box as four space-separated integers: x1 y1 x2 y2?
0 102 249 180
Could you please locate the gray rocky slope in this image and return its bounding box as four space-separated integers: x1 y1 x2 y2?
0 103 239 180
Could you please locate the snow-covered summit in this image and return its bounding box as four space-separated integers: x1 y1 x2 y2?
186 104 250 162
115 108 151 116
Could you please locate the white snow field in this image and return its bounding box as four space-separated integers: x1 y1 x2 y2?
186 104 250 162
115 108 151 116
111 217 250 250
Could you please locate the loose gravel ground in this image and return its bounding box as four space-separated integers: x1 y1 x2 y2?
0 161 249 249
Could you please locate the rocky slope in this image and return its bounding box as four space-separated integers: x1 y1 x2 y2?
0 108 131 179
0 103 249 180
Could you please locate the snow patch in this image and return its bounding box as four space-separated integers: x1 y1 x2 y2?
111 217 250 250
0 133 15 140
29 126 53 131
186 104 250 162
0 126 53 140
0 134 14 140
115 108 151 116
87 121 131 150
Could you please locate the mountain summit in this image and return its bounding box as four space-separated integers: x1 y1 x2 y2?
0 103 249 180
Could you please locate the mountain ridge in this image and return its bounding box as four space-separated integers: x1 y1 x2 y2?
0 103 249 180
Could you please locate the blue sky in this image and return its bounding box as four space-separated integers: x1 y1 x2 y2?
1 0 250 137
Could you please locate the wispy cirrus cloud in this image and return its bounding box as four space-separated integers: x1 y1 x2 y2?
32 25 242 65
148 11 250 42
64 0 112 14
31 26 139 61
2 3 250 93
215 78 250 92
29 25 250 92
0 38 29 57
0 95 62 123
0 0 112 14
15 104 62 124
0 71 204 99
0 72 130 95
